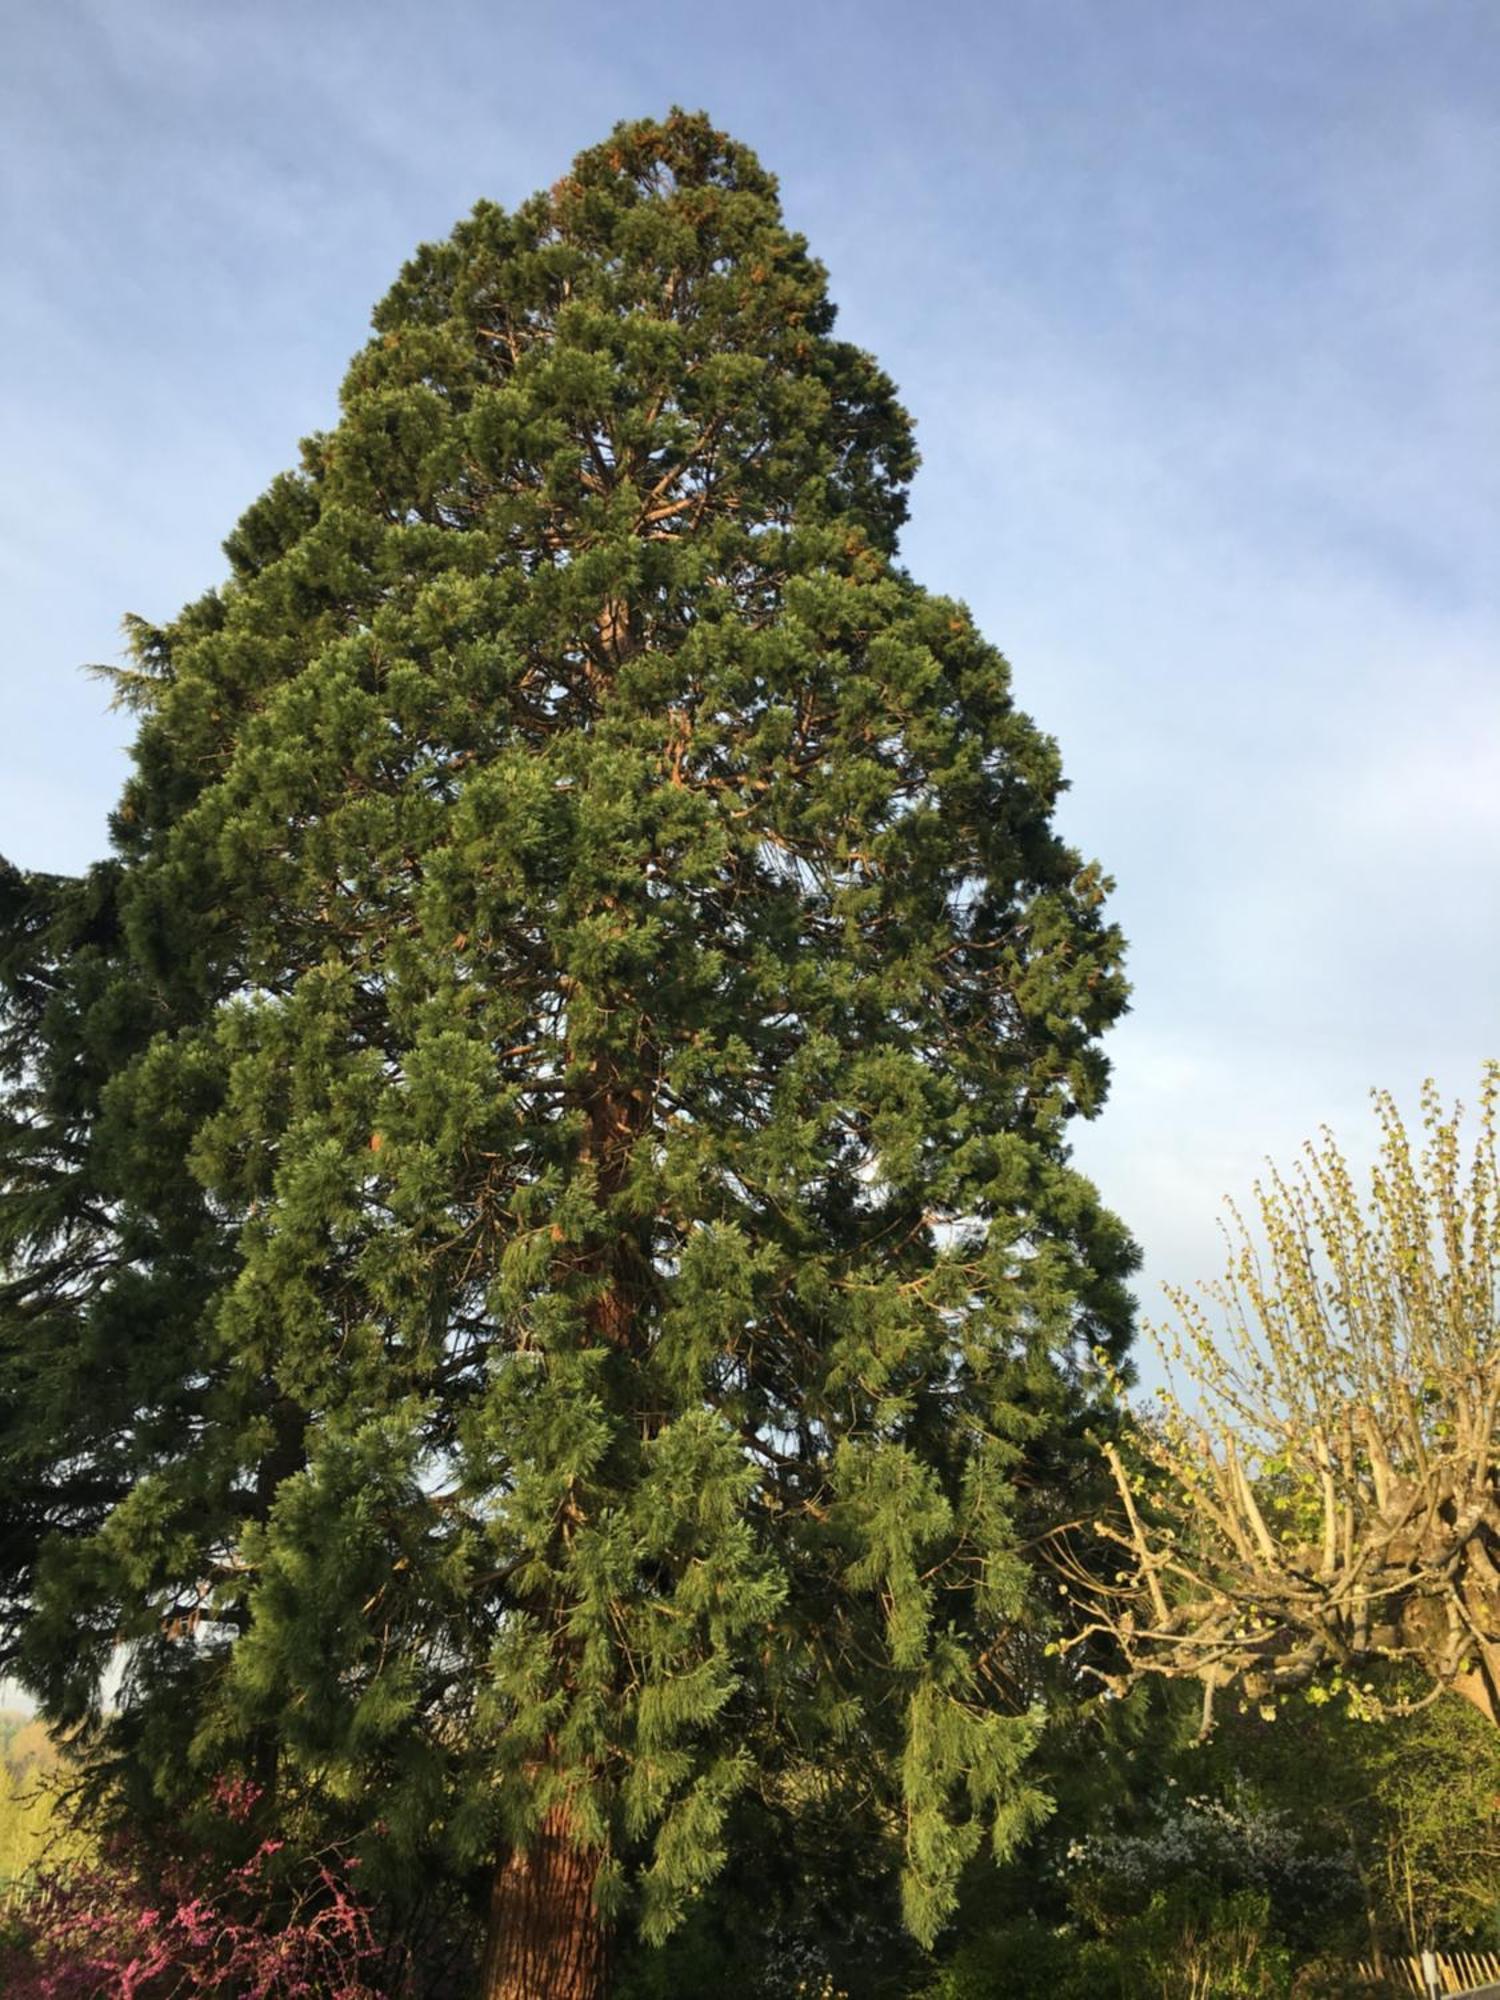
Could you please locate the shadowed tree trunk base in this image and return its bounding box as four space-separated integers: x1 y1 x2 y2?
480 1805 612 2000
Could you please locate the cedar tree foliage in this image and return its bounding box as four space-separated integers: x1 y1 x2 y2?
0 112 1134 1970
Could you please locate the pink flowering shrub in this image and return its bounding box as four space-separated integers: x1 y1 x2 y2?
0 1803 389 1998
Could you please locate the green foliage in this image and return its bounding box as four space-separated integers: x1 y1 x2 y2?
1182 1690 1500 1955
614 1773 914 1999
1078 1886 1291 1999
0 110 1135 1961
0 1713 92 1901
920 1889 1291 2000
902 1678 1500 1999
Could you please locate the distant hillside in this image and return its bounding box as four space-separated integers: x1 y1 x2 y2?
0 1710 84 1895
1 1712 56 1779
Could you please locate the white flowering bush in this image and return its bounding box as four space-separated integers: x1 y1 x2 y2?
1063 1777 1359 1935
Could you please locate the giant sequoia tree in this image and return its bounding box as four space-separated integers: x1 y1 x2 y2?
0 114 1134 1999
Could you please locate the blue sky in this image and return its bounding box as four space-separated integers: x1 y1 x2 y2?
3 0 1497 1325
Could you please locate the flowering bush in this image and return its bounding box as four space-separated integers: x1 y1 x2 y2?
0 1816 387 1998
1062 1778 1359 1938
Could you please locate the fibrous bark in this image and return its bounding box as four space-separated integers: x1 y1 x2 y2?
481 1806 611 2000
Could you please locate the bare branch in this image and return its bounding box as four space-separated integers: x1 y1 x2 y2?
1064 1068 1500 1728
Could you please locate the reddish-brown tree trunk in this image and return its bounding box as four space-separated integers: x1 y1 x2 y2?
479 1805 612 2000
477 1051 636 1999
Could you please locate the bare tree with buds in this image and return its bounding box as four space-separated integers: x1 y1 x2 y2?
1059 1069 1500 1731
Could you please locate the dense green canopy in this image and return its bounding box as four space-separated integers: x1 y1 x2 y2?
0 111 1133 1978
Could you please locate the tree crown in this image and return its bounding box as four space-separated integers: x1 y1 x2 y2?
1 112 1134 1965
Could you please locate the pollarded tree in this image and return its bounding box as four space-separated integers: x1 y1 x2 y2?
1063 1073 1500 1733
0 113 1135 1999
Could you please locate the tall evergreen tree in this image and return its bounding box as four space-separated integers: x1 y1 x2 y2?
0 113 1135 1999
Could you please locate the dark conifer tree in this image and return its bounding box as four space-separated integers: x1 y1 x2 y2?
0 113 1135 1999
